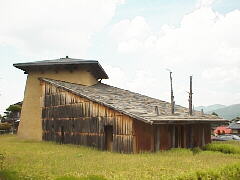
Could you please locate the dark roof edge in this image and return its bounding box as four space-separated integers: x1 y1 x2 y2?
14 59 109 79
13 60 98 67
152 119 229 124
39 78 227 125
96 62 109 79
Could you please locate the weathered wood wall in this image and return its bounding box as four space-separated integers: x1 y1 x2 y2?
41 81 212 153
154 123 211 150
133 120 154 152
41 82 134 153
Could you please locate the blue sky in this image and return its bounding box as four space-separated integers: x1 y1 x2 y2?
0 0 240 114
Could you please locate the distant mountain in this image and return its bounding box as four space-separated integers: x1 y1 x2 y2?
207 104 240 120
195 104 226 112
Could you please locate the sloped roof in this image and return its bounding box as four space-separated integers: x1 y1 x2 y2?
13 57 108 79
41 78 226 124
228 122 240 130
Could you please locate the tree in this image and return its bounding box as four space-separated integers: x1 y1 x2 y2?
6 105 21 113
231 117 240 123
3 104 22 134
211 112 218 116
4 105 21 119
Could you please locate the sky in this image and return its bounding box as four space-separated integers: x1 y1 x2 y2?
0 0 240 114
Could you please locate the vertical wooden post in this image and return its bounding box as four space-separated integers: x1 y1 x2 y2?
156 126 160 151
170 72 175 115
189 76 193 116
202 127 205 146
183 125 187 148
172 125 175 148
190 125 193 148
155 106 160 116
178 126 181 148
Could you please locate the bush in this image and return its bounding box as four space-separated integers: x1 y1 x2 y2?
203 143 240 154
178 162 240 180
191 147 202 155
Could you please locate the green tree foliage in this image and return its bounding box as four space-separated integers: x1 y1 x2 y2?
6 105 21 113
4 105 21 119
211 112 218 116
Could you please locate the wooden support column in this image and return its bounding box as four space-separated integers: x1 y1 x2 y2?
190 125 193 148
183 125 187 148
202 127 205 146
172 125 175 148
156 126 160 151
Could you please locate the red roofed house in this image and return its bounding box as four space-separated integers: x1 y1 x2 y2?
214 126 232 135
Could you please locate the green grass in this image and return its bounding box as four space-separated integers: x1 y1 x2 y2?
1 135 240 180
0 170 20 180
178 162 240 180
203 141 240 154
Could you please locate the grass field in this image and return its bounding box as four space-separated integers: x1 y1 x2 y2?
1 135 240 180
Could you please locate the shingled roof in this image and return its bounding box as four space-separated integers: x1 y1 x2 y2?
41 78 226 124
13 57 108 79
228 122 240 129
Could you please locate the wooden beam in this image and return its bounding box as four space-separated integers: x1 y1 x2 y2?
156 126 160 151
202 127 205 146
172 125 175 148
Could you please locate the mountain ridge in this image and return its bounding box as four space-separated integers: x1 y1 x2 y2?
195 104 226 112
196 104 240 120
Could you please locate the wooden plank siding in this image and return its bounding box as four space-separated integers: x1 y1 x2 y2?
133 120 154 152
153 124 212 150
41 81 212 153
41 82 134 153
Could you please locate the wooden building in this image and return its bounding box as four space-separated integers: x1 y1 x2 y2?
14 57 226 153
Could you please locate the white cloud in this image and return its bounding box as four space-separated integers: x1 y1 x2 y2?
109 5 240 106
202 67 240 84
102 64 159 98
111 16 151 53
196 0 216 8
0 0 122 58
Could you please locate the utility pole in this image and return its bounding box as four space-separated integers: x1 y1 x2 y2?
188 76 193 116
168 71 175 115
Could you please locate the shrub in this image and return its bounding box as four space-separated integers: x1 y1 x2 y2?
178 162 240 180
203 143 240 154
191 147 202 155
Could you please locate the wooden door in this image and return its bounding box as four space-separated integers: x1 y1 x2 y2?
105 126 113 151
